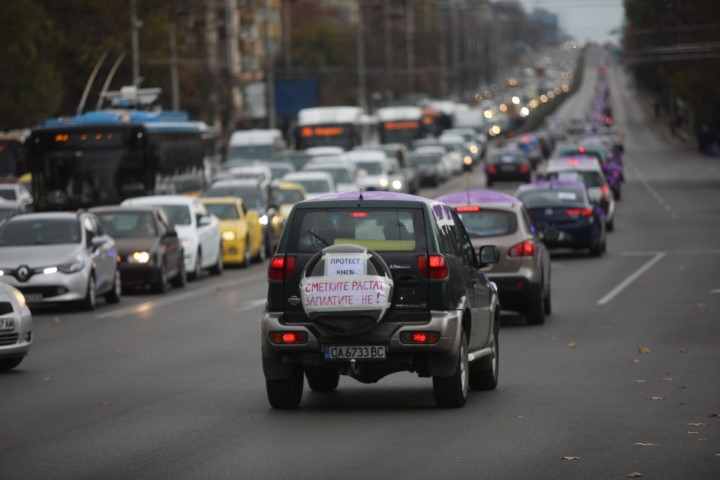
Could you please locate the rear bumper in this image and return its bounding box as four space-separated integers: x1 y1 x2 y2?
487 274 538 309
261 309 463 379
119 264 162 287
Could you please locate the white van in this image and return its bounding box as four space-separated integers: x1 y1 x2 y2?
227 129 286 165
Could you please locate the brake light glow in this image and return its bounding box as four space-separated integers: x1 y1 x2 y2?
487 165 498 174
269 331 308 344
455 205 481 212
565 208 593 217
508 240 535 257
268 255 296 281
601 184 610 199
417 254 448 279
519 164 530 173
400 331 441 344
568 158 580 165
350 212 368 218
578 146 586 153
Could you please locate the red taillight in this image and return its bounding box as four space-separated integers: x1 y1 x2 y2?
578 146 585 153
612 171 619 177
400 331 441 344
565 208 593 217
487 165 498 174
508 240 535 257
269 331 307 344
417 254 448 279
268 255 295 281
455 205 481 212
519 164 530 173
350 212 368 217
568 158 580 165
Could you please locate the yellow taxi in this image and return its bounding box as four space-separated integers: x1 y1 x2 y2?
200 197 265 266
271 182 307 223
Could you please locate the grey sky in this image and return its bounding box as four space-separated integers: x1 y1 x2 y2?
517 0 625 44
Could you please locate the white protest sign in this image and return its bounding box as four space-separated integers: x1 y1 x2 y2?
324 253 366 276
301 275 393 313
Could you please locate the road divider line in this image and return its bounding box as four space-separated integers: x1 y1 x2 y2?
596 252 666 306
95 274 263 319
629 163 675 216
711 288 720 295
233 299 267 312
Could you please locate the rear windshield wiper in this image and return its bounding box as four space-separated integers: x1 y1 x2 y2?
307 230 330 246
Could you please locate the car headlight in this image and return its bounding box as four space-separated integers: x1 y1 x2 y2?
463 155 473 165
129 251 152 264
379 178 389 188
12 288 26 310
259 215 269 226
469 145 479 154
182 238 194 250
58 257 85 274
391 180 402 190
222 230 236 241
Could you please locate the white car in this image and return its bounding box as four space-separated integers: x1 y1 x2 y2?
282 172 336 200
302 160 359 193
121 196 223 279
0 184 33 212
0 283 32 371
346 150 406 192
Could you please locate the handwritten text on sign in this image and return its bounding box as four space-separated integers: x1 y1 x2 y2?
302 275 392 311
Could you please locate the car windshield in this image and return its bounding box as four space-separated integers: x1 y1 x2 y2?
456 209 518 238
292 179 331 194
0 218 81 246
490 152 524 164
228 145 273 161
305 166 352 184
0 190 17 200
407 153 437 166
546 170 605 188
288 208 425 253
96 212 157 238
159 205 192 226
517 188 587 207
204 185 264 209
204 203 240 220
355 161 384 175
273 188 305 204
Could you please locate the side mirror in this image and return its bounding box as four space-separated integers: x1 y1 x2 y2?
477 245 500 267
198 215 212 227
91 235 108 250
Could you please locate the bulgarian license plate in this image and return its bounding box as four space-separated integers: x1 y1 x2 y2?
0 318 15 331
24 293 43 303
324 345 386 361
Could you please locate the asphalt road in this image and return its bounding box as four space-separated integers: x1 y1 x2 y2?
1 50 719 479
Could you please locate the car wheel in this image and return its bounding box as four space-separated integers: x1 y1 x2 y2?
105 269 122 303
152 261 169 294
606 219 614 232
543 285 552 315
433 330 469 408
170 254 187 288
305 367 340 392
526 287 545 325
241 236 251 268
80 274 97 311
265 366 304 409
0 356 24 371
613 188 621 201
209 244 223 275
486 179 493 188
469 320 499 391
590 239 604 257
189 250 202 281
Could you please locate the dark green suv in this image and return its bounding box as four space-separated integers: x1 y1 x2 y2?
261 191 500 408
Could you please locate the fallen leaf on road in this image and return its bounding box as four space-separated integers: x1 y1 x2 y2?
567 342 578 348
51 317 62 324
99 401 112 406
675 348 686 353
626 472 642 478
639 347 652 354
560 456 580 461
660 377 673 381
648 396 665 401
631 379 647 385
687 431 699 435
632 359 641 364
699 438 708 441
634 443 657 447
678 385 687 389
687 423 705 427
709 413 720 418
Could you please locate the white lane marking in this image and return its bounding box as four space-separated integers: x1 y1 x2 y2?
711 289 720 295
617 249 720 256
233 299 266 312
629 162 675 217
95 275 263 319
596 252 667 306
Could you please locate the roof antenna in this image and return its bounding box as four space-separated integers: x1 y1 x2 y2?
358 190 364 201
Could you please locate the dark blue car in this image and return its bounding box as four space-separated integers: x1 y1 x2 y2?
515 180 606 256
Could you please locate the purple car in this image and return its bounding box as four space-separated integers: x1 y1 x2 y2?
515 180 606 257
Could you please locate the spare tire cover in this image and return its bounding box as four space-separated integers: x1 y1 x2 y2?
300 244 394 323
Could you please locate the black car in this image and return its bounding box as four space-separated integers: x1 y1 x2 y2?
261 191 501 409
484 149 532 186
91 206 187 293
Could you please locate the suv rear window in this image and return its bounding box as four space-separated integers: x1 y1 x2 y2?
517 188 587 207
455 209 518 238
287 208 425 253
547 170 604 187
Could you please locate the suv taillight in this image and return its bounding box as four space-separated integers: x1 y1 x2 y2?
565 208 593 217
601 184 610 199
268 255 295 281
418 254 448 279
508 240 535 257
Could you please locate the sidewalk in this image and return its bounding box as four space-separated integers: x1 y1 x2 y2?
637 94 696 151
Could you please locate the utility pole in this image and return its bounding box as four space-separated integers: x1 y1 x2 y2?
406 0 415 99
283 0 292 74
384 0 393 102
357 3 368 111
130 0 141 86
266 0 276 129
170 22 180 110
225 0 242 131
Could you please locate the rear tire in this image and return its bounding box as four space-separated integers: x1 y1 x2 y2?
606 219 614 232
469 321 499 391
543 286 552 315
433 331 469 408
209 244 223 275
105 270 122 303
0 357 24 371
80 274 97 311
305 367 340 392
526 287 545 325
266 366 304 409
